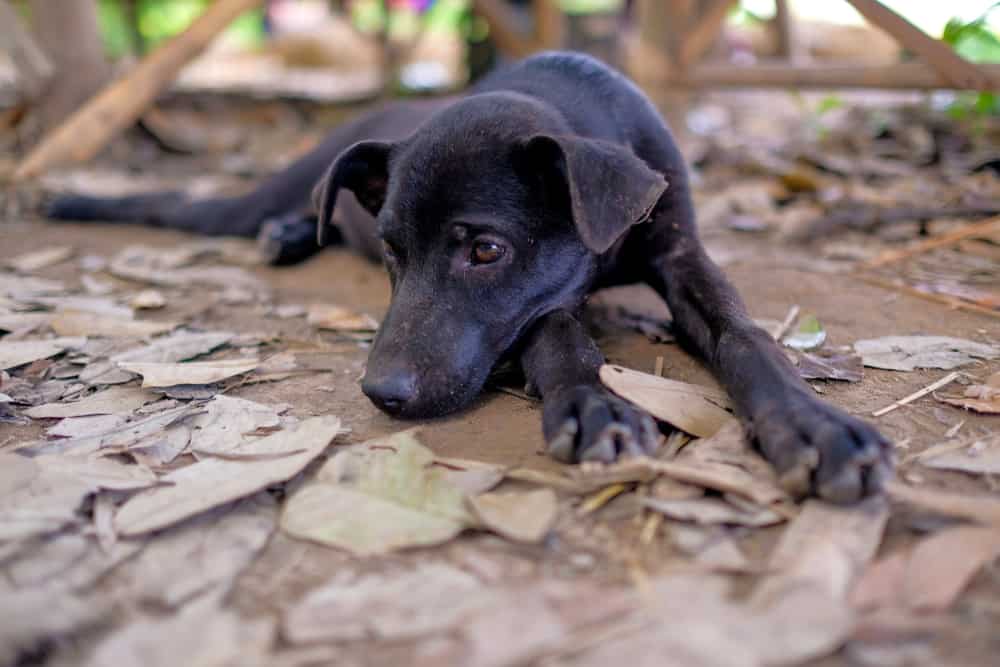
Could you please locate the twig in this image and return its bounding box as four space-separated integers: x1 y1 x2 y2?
864 216 1000 269
771 304 800 341
855 273 1000 320
578 483 628 515
653 356 664 377
872 371 961 417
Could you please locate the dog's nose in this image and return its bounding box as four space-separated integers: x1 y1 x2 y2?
362 371 417 415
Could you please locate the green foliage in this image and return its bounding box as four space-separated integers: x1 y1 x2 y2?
941 3 1000 119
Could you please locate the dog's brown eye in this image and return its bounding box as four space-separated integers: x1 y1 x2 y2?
472 241 505 265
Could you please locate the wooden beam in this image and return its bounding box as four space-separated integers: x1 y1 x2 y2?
660 61 1000 90
14 0 262 181
533 0 564 51
677 0 735 68
845 0 994 90
773 0 798 61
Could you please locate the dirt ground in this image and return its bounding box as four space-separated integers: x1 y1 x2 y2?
2 92 999 666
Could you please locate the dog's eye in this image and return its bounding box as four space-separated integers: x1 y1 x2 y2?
471 241 505 265
381 240 398 262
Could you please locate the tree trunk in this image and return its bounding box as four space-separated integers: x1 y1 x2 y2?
29 0 112 130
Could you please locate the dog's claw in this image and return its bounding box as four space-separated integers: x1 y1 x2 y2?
543 385 660 464
751 395 894 504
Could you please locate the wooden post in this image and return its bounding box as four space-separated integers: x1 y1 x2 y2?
14 0 263 181
471 0 534 57
845 0 994 90
677 0 735 68
0 0 53 102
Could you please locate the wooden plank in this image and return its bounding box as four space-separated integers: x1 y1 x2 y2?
845 0 994 90
661 61 1000 90
14 0 262 181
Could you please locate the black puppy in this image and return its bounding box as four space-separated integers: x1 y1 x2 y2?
49 52 891 503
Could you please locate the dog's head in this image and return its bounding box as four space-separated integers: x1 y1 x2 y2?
314 93 667 418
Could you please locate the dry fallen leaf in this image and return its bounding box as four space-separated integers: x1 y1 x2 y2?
25 385 158 419
0 452 157 541
5 246 74 273
281 431 474 555
306 303 379 332
0 273 66 299
937 371 1000 414
854 335 999 371
643 496 784 527
0 589 109 666
0 337 86 370
599 364 733 437
130 289 167 310
49 311 177 338
118 358 260 388
886 480 1000 525
851 526 1000 613
794 348 864 382
109 244 267 292
756 498 889 602
115 415 343 536
284 562 484 643
3 531 142 591
80 330 234 385
83 591 274 667
120 494 276 607
187 395 290 456
918 433 1000 475
16 402 201 457
469 488 558 543
669 524 752 572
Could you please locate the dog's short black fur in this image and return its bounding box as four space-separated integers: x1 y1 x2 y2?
49 52 891 503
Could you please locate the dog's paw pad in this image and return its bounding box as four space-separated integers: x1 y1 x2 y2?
543 385 660 463
752 397 893 504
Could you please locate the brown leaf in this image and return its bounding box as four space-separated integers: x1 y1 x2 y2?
115 415 343 536
306 303 378 332
886 480 1000 525
599 364 734 437
937 371 1000 414
50 312 177 338
0 337 86 370
25 385 158 419
5 246 74 273
118 358 260 388
643 496 784 527
469 488 558 543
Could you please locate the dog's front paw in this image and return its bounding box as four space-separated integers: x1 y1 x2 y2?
750 394 893 504
543 384 660 463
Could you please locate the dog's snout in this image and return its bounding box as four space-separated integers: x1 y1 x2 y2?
362 370 418 415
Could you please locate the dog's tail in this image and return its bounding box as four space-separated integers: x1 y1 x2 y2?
45 111 384 238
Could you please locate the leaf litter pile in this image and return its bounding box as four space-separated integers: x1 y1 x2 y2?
2 93 1000 667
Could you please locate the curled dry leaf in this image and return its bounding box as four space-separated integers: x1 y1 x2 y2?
306 303 379 332
599 364 733 437
937 371 1000 414
854 335 999 371
118 358 260 388
115 415 343 536
643 496 784 527
0 337 86 370
281 431 474 555
16 402 201 457
917 433 1000 475
469 488 558 543
25 385 158 419
794 348 864 382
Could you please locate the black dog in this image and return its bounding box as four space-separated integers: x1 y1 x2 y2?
49 52 891 503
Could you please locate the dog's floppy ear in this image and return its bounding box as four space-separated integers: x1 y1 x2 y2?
314 141 392 245
520 134 668 254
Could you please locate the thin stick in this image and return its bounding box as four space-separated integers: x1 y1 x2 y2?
872 372 961 417
855 274 1000 320
771 304 800 341
654 356 665 377
864 217 1000 269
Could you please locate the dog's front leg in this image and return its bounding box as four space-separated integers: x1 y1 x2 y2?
520 310 661 463
644 238 892 503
